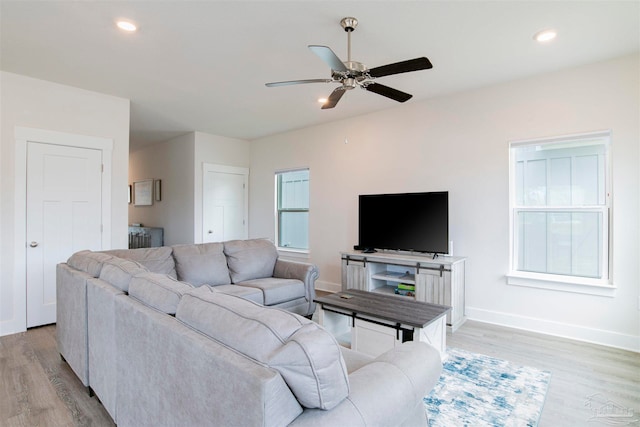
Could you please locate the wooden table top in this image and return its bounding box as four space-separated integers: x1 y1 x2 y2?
314 289 450 328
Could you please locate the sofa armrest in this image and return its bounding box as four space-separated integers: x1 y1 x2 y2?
273 259 319 306
289 341 442 427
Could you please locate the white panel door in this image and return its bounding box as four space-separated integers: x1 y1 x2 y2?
26 142 102 327
202 165 248 243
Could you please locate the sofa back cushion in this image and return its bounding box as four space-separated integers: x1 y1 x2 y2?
171 243 231 286
223 239 278 283
99 258 149 292
176 287 349 410
67 250 114 277
105 247 176 278
129 272 193 315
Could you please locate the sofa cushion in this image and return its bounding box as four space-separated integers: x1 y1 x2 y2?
105 247 177 278
176 287 349 410
67 250 114 277
223 239 278 283
269 323 349 409
235 278 305 305
129 272 194 315
171 243 231 286
99 258 149 292
211 284 264 305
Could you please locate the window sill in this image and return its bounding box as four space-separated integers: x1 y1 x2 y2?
277 248 310 260
507 271 616 297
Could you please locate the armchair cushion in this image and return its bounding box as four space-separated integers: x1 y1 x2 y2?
235 278 305 305
223 238 278 283
171 243 231 286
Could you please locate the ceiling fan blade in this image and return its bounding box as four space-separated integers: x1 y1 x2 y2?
265 79 334 87
308 45 348 72
321 87 347 109
364 83 413 103
368 57 433 78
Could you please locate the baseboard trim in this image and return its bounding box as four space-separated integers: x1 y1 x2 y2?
466 306 640 353
315 280 341 294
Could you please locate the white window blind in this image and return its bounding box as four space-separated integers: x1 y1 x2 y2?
509 131 611 287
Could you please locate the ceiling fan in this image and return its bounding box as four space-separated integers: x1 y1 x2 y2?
265 17 433 109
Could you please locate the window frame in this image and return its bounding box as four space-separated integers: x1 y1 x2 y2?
507 130 614 296
274 168 310 254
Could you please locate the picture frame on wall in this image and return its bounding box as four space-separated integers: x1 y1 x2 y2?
133 179 154 206
155 179 162 201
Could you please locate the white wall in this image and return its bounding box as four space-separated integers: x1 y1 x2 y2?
249 54 640 351
129 131 250 245
129 133 195 245
0 71 130 336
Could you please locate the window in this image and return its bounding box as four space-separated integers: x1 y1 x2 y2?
509 131 611 289
276 169 309 250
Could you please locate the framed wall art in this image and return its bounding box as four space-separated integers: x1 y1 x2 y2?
133 179 154 206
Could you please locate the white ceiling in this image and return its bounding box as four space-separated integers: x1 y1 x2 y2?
2 1 638 150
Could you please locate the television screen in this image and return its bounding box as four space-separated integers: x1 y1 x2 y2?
358 191 449 254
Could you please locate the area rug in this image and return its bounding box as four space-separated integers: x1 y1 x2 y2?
424 347 551 427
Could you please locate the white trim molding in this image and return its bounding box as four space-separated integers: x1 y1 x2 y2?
507 272 617 297
466 306 639 353
314 280 341 294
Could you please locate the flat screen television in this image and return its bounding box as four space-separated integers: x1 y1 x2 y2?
358 191 449 254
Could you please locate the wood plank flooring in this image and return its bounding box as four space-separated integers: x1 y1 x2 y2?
1 319 638 426
0 325 113 427
448 320 640 426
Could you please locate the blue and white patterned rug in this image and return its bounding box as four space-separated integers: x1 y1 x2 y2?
424 347 551 427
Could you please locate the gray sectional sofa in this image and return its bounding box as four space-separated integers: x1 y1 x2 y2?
56 238 443 426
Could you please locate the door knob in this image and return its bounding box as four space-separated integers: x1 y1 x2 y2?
208 230 213 234
29 241 39 248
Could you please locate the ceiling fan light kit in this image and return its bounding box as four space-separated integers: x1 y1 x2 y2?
266 16 433 109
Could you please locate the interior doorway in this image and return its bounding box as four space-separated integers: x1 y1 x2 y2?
26 142 103 327
202 163 248 243
9 127 113 335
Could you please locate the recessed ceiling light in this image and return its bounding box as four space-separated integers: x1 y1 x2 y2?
116 20 137 32
534 29 557 43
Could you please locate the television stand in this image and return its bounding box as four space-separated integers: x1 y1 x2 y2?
340 250 466 332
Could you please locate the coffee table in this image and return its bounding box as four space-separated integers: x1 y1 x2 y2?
314 290 450 360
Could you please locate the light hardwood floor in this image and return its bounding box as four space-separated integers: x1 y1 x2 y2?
1 320 638 426
448 320 639 426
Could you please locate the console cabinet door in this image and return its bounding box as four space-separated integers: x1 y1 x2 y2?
342 259 367 291
415 269 451 324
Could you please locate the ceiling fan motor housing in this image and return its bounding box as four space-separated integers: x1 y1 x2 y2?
340 17 358 32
